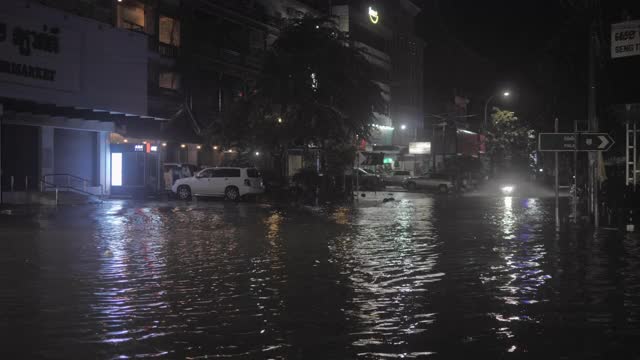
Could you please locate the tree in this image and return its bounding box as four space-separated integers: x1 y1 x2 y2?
208 17 386 174
486 107 536 174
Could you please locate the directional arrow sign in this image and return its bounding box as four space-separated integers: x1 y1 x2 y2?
538 133 577 151
578 133 615 151
539 132 615 151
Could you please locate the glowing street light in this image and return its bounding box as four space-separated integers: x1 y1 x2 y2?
277 117 283 124
400 124 407 130
255 151 260 156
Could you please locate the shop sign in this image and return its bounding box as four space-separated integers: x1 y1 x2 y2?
0 14 80 91
611 20 640 59
368 7 379 24
409 142 431 154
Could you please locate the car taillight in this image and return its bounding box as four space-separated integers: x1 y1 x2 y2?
244 179 251 186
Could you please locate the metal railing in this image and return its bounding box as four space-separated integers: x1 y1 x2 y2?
2 175 40 192
0 174 103 205
39 178 60 206
41 174 104 201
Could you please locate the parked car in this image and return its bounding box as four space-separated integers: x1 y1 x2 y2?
163 163 199 191
353 168 384 190
172 167 264 201
402 173 455 193
382 170 412 186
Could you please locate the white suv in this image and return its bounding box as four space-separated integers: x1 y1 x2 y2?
172 167 264 201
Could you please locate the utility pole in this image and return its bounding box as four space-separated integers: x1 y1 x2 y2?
0 103 3 205
573 120 578 222
555 117 560 232
587 19 599 227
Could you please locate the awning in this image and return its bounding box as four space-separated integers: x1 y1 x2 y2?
0 97 167 133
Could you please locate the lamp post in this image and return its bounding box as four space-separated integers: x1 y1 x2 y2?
484 91 510 130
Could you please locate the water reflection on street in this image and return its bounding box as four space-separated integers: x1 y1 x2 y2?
1 193 640 358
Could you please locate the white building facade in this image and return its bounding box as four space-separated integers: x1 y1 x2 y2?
0 2 149 197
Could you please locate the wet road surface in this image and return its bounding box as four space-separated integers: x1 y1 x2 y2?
1 193 640 359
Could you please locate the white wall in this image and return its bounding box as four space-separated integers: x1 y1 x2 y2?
0 2 148 115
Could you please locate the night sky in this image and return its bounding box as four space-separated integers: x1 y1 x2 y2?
416 0 640 133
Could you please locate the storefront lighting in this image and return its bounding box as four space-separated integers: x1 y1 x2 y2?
255 151 260 156
373 124 394 131
150 146 158 152
162 142 167 147
400 124 407 130
277 117 283 123
180 144 186 148
123 139 128 143
143 141 147 144
197 145 201 150
213 145 218 150
458 129 476 135
111 153 122 186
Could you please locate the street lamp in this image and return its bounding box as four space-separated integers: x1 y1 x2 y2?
400 124 407 130
484 90 510 129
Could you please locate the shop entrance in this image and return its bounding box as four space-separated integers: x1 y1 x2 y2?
1 124 39 191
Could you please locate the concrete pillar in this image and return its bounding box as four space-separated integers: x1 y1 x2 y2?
99 131 110 195
40 126 54 180
188 145 198 165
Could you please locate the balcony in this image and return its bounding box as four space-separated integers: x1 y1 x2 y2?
148 37 180 58
121 19 145 33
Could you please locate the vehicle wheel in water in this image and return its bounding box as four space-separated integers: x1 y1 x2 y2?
177 185 192 200
225 186 240 201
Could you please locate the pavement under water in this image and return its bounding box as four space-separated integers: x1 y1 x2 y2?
1 193 639 359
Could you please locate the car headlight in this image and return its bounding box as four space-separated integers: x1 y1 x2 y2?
501 185 514 195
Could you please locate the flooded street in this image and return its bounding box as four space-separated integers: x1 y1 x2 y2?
2 193 640 359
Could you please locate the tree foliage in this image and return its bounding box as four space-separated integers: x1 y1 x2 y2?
207 17 386 154
486 108 536 173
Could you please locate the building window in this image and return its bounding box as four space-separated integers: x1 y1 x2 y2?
118 1 145 32
159 15 180 47
249 29 264 50
159 72 180 90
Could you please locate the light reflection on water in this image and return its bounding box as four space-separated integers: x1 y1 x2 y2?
329 198 443 358
1 196 640 358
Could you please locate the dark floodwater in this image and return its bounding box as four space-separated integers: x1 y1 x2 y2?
1 193 640 359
